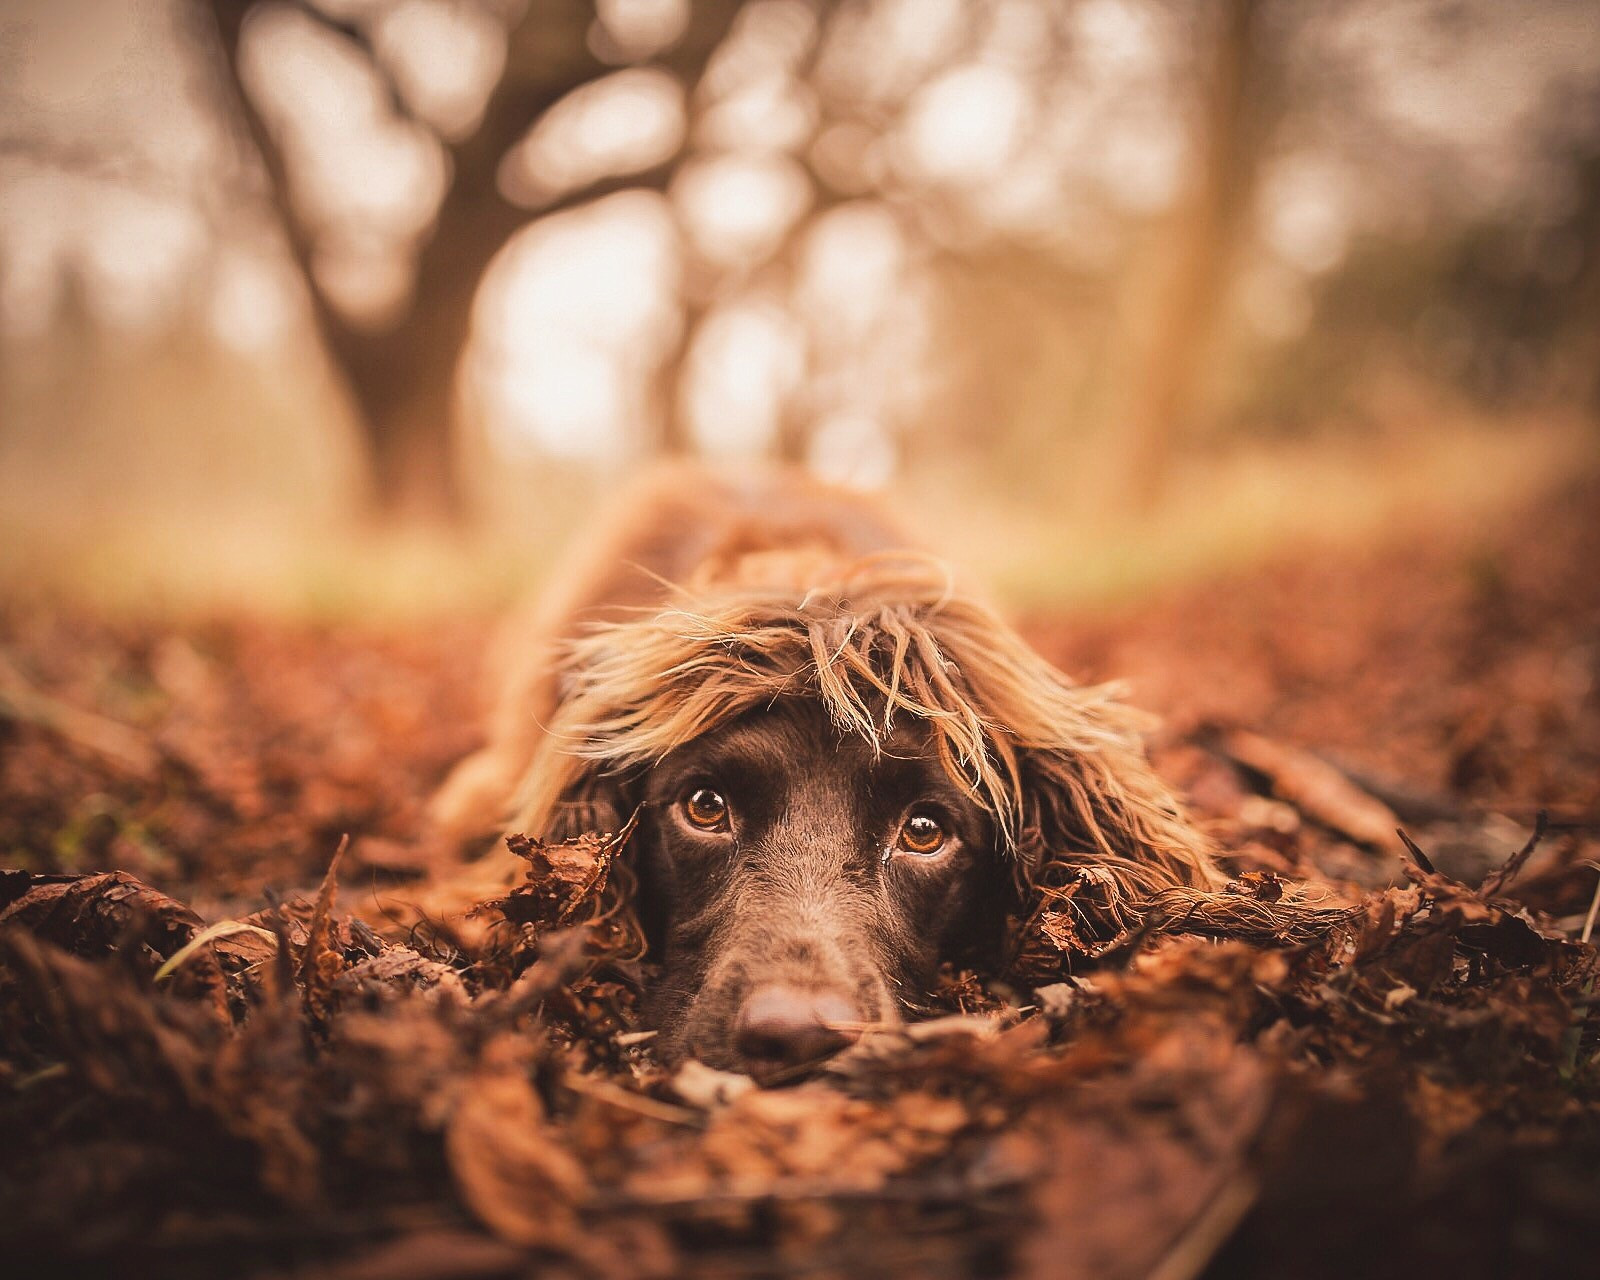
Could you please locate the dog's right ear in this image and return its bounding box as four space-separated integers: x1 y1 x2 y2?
507 727 644 847
540 762 638 844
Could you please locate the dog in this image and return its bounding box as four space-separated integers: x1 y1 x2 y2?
432 464 1216 1076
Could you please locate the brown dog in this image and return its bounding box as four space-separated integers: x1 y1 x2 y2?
432 464 1216 1075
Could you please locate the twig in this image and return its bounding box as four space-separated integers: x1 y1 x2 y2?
1209 725 1400 848
559 1073 703 1127
1147 1173 1259 1280
555 808 640 926
1479 809 1549 899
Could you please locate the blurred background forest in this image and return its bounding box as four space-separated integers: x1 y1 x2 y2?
2 0 1598 613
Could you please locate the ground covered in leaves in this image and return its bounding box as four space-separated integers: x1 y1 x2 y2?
3 478 1599 1279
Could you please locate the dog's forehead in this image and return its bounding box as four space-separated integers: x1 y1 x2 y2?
673 699 938 775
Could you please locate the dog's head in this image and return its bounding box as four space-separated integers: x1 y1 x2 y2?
511 557 1215 1077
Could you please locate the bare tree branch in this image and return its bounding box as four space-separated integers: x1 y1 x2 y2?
199 0 742 520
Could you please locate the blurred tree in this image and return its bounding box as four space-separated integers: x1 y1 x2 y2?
205 0 740 521
1225 35 1600 441
8 0 1593 535
1120 0 1271 508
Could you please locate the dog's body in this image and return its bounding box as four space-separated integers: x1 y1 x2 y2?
434 464 1216 1074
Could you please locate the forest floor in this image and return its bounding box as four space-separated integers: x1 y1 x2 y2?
2 473 1598 1279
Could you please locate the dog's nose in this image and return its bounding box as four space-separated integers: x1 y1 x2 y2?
734 984 861 1072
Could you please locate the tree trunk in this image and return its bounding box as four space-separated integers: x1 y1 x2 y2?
655 300 706 458
774 405 811 467
202 0 741 523
1120 0 1267 510
315 181 530 522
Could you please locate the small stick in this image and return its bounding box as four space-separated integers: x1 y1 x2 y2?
1480 809 1550 899
560 1073 702 1126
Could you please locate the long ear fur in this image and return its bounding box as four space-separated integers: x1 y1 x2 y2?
538 761 636 844
504 556 1220 929
1014 739 1223 938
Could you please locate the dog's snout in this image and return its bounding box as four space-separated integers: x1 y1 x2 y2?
733 984 860 1072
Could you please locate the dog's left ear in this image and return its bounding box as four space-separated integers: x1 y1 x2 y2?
1011 733 1220 927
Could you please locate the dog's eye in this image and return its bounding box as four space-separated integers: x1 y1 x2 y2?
682 787 730 830
896 812 946 856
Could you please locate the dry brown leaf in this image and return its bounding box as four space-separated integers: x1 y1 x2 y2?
1214 726 1402 850
445 1036 589 1249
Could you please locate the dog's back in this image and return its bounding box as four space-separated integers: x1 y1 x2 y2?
430 464 912 849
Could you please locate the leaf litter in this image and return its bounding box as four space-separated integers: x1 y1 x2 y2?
3 480 1599 1278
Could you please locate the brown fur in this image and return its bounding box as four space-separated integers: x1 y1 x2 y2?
431 463 914 848
430 463 1220 1063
